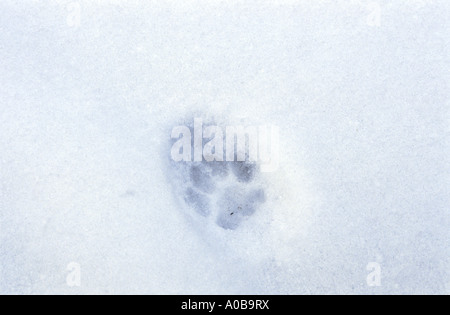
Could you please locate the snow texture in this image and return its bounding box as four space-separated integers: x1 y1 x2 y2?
0 0 449 294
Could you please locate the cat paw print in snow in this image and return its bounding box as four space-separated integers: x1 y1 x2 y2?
183 160 265 230
169 118 274 230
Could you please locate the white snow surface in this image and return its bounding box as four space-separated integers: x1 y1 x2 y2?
0 0 449 294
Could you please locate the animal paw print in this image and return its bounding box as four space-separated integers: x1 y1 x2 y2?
179 160 266 230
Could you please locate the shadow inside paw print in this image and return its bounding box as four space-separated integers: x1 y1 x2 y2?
184 187 211 217
190 165 216 194
230 161 256 183
181 160 265 230
216 186 265 230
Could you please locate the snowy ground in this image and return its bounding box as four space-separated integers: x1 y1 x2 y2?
0 0 449 294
